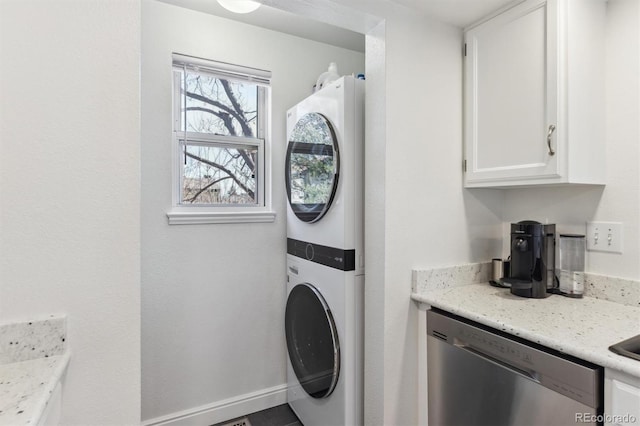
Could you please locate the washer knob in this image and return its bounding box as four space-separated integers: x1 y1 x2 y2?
305 243 315 261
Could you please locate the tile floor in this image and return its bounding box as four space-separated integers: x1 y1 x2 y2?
214 404 301 426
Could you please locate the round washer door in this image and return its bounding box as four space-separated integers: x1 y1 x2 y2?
285 113 340 223
285 283 340 398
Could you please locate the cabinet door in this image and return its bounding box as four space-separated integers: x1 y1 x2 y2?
464 0 559 186
605 369 640 426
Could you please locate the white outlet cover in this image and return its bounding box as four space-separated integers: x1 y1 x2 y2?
586 221 623 253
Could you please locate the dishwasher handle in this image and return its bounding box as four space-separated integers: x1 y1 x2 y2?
454 340 541 384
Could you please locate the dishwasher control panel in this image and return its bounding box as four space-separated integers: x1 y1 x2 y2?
456 325 535 366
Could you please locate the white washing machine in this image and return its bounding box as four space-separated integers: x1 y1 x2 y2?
285 76 364 273
285 254 363 426
284 76 365 426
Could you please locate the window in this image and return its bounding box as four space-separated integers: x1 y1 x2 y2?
167 54 275 224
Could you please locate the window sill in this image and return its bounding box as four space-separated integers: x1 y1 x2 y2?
167 210 277 225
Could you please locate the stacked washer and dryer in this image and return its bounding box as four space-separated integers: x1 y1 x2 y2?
284 75 365 426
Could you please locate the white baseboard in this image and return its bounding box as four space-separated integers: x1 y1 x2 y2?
142 384 288 426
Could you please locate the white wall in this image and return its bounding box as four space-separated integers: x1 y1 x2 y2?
319 2 504 425
502 0 640 281
380 10 504 426
0 0 141 424
362 17 388 426
141 0 365 421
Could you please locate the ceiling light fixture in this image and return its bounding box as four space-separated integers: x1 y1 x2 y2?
217 0 261 14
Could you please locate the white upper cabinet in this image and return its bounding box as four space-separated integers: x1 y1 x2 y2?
463 0 606 188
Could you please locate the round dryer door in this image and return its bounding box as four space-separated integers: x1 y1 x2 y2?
286 113 340 223
285 283 340 399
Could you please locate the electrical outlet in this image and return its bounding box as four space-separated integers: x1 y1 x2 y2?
586 222 623 253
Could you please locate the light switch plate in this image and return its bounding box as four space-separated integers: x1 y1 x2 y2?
586 221 623 253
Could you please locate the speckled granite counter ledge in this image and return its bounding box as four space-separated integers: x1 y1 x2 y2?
412 262 640 307
0 351 70 425
0 316 69 425
0 316 66 364
412 284 640 378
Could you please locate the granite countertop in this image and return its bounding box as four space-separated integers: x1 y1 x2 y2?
0 316 69 426
0 352 70 425
412 283 640 378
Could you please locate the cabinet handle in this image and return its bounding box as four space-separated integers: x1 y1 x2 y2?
547 125 556 156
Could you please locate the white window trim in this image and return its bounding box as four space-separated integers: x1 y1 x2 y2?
166 54 276 225
167 210 276 225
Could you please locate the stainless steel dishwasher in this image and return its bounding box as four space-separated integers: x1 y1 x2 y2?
427 309 603 426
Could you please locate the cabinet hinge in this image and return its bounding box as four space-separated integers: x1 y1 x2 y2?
463 159 467 172
464 43 467 57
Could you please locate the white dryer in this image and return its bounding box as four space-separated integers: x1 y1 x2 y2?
285 76 364 272
284 76 365 425
285 254 363 426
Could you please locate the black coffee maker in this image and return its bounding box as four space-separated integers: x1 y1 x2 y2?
503 220 557 298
